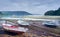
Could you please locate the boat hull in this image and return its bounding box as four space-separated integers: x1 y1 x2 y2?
3 28 24 34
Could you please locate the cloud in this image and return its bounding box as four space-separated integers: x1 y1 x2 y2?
0 0 60 15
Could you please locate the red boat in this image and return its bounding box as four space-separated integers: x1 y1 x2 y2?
2 21 28 34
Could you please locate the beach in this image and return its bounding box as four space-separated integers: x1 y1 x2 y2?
0 24 60 37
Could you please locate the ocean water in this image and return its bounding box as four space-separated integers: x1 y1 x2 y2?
1 14 41 18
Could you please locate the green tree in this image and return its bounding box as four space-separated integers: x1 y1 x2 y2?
44 10 54 16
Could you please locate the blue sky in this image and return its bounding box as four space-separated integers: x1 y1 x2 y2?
0 0 60 15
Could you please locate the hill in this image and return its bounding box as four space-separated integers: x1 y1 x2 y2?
1 11 32 16
44 8 60 16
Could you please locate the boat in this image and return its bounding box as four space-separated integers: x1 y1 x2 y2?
2 21 28 34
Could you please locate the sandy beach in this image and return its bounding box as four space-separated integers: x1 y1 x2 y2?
0 25 60 37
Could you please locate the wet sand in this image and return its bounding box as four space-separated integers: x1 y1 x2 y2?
0 26 60 37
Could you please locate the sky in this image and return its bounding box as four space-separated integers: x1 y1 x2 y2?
0 0 60 15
